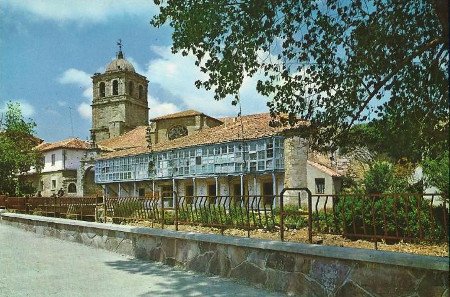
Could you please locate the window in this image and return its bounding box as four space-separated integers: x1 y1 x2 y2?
128 81 134 95
99 82 105 97
315 178 325 194
112 80 118 95
51 179 57 190
138 85 144 99
195 156 202 165
68 183 77 193
167 125 188 140
51 154 56 166
266 141 274 158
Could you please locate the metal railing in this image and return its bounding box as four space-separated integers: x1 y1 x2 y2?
308 193 449 246
175 195 277 236
1 192 448 246
1 196 101 221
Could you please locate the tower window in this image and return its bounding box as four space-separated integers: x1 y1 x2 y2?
138 85 144 99
128 81 134 96
99 82 105 97
112 80 119 95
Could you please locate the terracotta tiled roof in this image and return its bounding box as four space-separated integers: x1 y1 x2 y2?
151 109 222 123
98 112 293 159
36 138 90 152
97 126 148 150
151 109 202 121
153 113 283 150
307 160 341 177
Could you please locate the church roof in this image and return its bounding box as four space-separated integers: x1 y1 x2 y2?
97 126 148 150
151 109 221 122
98 112 302 159
36 138 90 152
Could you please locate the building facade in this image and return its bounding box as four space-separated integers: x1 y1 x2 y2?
23 138 97 197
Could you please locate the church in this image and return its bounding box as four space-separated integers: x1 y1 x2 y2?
89 47 341 204
24 46 342 203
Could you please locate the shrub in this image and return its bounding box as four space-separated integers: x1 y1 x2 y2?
334 193 446 242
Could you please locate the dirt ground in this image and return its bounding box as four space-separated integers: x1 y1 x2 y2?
130 221 448 257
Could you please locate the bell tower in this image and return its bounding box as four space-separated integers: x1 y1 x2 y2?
90 41 149 142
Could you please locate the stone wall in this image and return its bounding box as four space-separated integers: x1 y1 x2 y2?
1 213 447 297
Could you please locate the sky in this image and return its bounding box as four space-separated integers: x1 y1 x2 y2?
0 0 270 142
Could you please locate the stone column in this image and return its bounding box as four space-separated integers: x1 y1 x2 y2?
283 130 308 205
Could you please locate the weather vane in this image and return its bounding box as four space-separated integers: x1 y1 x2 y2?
117 39 123 52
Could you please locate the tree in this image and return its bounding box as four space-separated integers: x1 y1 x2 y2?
151 0 448 153
422 151 449 200
0 102 42 195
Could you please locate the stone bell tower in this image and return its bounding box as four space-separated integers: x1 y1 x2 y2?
90 41 149 142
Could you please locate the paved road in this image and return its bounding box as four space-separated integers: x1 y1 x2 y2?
0 223 285 297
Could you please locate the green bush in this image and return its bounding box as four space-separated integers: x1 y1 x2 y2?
273 205 308 229
113 200 144 219
335 193 446 242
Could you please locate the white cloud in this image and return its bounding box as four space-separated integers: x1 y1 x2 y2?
4 0 158 23
58 68 91 88
148 96 180 119
77 102 91 120
0 100 35 118
58 68 92 101
145 46 270 117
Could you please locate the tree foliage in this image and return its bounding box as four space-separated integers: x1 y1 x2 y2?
151 0 449 152
0 102 42 195
422 151 449 199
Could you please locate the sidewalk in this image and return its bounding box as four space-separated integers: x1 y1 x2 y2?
0 223 285 297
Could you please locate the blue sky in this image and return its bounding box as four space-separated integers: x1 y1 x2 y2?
0 0 270 142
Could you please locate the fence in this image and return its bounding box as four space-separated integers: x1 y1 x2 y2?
0 192 448 246
306 193 449 245
0 196 101 221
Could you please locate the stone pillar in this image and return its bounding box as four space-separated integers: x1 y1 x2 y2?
283 130 308 205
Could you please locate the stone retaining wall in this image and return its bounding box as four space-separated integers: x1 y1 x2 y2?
1 213 448 297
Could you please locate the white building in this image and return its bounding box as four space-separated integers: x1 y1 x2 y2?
23 138 92 196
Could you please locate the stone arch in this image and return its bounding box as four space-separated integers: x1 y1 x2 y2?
138 85 144 99
82 165 102 197
67 183 77 193
99 82 106 97
112 80 119 95
128 81 134 96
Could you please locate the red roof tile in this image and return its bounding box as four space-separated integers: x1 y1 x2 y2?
36 138 90 152
98 112 295 159
307 160 341 177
